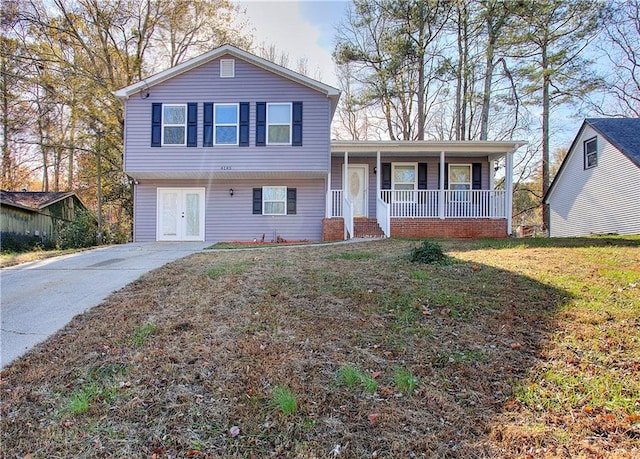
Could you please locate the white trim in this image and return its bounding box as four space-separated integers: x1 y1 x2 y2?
392 162 417 202
214 103 239 145
266 103 292 145
448 163 472 202
161 104 187 146
156 187 205 241
332 140 526 155
583 136 598 169
220 58 235 78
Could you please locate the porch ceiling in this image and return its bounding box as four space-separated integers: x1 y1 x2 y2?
125 170 328 181
331 140 526 160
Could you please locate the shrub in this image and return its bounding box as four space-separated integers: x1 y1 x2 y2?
57 209 98 249
410 240 446 264
0 232 55 253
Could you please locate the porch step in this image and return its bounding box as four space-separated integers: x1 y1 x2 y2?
353 218 385 238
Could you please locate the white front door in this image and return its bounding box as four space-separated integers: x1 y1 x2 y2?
157 188 205 241
347 165 368 217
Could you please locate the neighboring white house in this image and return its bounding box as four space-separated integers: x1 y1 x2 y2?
544 118 640 237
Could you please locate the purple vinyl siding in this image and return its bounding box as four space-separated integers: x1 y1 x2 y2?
123 57 331 175
134 179 326 242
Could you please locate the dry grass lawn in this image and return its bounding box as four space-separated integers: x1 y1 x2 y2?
1 237 639 458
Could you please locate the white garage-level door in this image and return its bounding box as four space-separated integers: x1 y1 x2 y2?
157 188 205 241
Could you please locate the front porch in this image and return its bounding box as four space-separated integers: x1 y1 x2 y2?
324 140 525 240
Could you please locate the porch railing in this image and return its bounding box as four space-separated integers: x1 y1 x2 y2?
329 190 506 219
343 196 354 238
376 196 390 237
379 190 507 218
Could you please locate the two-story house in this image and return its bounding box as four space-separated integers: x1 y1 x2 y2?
115 45 525 242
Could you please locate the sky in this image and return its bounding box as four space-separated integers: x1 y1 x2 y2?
235 0 350 87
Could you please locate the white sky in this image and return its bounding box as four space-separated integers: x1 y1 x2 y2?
235 0 350 87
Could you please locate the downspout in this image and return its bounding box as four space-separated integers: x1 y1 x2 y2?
344 151 349 240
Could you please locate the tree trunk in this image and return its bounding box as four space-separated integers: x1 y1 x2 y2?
542 43 550 233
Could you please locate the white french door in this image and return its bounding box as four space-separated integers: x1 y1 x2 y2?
157 188 205 241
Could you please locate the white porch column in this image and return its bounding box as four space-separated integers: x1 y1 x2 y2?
344 151 349 240
326 171 332 217
488 160 495 191
376 151 381 198
439 151 445 219
505 152 514 235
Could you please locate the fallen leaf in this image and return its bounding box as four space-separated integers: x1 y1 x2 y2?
625 414 640 423
582 406 594 414
371 371 381 379
229 425 240 437
368 413 379 424
510 342 522 350
186 450 200 456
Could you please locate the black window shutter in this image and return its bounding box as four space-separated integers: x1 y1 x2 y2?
287 188 297 215
203 102 213 147
239 102 250 146
381 163 392 190
472 163 482 189
438 163 449 189
151 103 162 147
256 102 266 146
292 102 303 146
252 188 262 214
418 163 428 189
187 103 197 147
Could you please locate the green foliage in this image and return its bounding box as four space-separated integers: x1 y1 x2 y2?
410 240 446 264
337 364 378 394
394 368 419 396
56 209 98 249
0 232 56 253
327 251 376 260
132 324 157 347
271 386 298 415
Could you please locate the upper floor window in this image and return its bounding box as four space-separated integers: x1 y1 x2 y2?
162 104 186 146
214 104 239 145
584 137 597 169
267 103 292 144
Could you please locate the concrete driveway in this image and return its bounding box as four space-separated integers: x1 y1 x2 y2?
0 242 209 368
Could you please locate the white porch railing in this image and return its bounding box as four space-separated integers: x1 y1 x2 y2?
378 190 507 218
343 197 354 238
328 189 343 217
376 196 390 237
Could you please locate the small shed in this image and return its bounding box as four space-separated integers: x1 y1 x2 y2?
0 190 90 243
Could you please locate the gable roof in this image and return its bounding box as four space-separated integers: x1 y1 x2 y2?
0 190 82 212
113 44 341 116
544 118 640 203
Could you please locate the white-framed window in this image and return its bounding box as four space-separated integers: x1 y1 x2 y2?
584 136 597 169
392 163 417 202
162 104 187 146
449 164 472 201
263 186 287 215
267 103 292 144
214 103 239 145
220 59 235 78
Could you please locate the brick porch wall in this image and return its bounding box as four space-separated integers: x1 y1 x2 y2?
390 218 508 239
322 218 344 241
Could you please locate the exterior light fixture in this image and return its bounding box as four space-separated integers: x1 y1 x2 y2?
229 188 234 196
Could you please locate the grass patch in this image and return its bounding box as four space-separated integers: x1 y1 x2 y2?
0 247 87 268
2 237 639 457
271 385 298 416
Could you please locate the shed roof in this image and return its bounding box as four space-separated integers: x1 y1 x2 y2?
0 191 80 212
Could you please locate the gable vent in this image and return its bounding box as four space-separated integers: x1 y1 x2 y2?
220 59 235 78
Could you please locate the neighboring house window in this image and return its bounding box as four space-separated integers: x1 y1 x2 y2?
220 59 235 78
584 137 597 169
392 163 417 202
252 187 297 215
214 104 238 145
267 103 292 144
449 164 472 201
162 104 187 146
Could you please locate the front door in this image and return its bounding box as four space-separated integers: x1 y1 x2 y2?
347 165 368 217
157 188 205 241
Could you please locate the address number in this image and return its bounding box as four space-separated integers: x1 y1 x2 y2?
220 166 232 170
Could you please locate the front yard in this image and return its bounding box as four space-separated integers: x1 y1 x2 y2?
1 237 638 458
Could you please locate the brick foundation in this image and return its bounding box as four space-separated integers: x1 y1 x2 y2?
390 218 508 239
322 218 344 241
322 217 508 240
